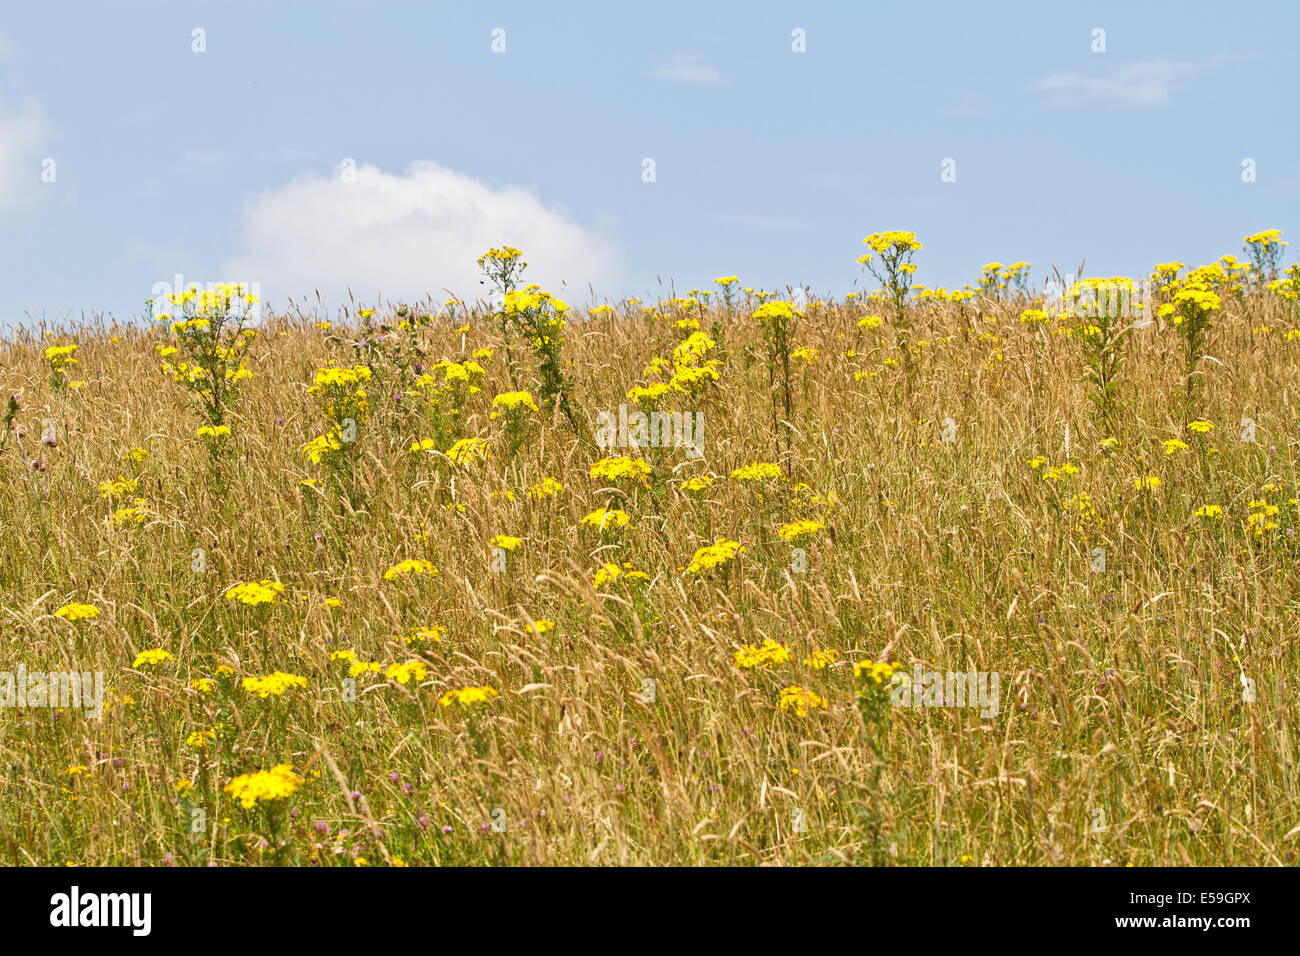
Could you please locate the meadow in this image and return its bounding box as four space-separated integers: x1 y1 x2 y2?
2 232 1299 866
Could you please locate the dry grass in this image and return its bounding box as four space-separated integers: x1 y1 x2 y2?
2 266 1299 867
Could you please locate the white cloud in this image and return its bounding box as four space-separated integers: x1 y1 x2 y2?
0 75 46 210
649 54 726 87
222 160 624 310
1028 57 1226 107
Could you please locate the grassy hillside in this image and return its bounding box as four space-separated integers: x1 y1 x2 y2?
2 234 1299 866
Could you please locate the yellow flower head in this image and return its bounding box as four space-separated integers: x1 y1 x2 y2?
224 580 285 606
581 508 631 531
527 476 563 499
490 391 539 418
186 729 217 749
590 456 652 485
686 538 744 575
132 648 175 668
223 764 303 809
627 382 672 405
383 559 438 581
54 603 99 622
752 301 798 325
99 478 139 499
730 462 783 483
779 519 824 542
445 437 490 466
854 659 903 683
241 671 308 698
777 686 827 717
404 625 445 646
803 649 839 669
861 230 922 255
592 561 648 589
303 432 343 463
45 344 79 370
438 686 499 709
385 661 429 685
734 638 790 670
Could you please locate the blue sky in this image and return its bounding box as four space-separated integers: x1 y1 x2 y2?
1 0 1296 328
